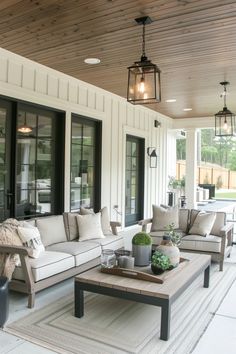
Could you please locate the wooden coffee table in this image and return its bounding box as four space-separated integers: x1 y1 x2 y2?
74 253 211 341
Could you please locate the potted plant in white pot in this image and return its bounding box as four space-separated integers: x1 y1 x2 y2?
156 223 181 268
132 232 152 266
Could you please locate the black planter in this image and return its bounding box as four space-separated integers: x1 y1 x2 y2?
0 276 9 328
151 264 165 275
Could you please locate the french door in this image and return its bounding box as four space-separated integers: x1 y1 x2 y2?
125 135 144 226
0 97 65 221
0 99 12 220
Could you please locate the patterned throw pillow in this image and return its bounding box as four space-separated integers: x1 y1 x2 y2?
18 225 45 258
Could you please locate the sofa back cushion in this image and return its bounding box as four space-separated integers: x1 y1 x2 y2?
189 209 200 229
179 209 189 233
151 205 179 231
36 215 67 247
63 212 80 241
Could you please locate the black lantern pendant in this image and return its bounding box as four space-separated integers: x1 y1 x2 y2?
127 16 161 105
215 81 235 137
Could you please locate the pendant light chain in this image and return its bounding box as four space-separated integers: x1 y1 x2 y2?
224 83 227 108
142 23 146 58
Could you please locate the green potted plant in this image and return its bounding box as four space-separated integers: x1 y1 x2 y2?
151 251 171 275
132 232 152 266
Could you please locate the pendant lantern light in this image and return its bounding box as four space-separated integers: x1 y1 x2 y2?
127 16 161 105
215 81 235 137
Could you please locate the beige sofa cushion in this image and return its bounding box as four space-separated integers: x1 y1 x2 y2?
180 234 222 253
92 235 124 251
151 205 179 231
189 212 216 236
63 212 80 241
46 241 101 267
13 251 74 282
179 209 189 233
189 209 200 229
100 207 111 235
210 211 226 236
36 216 67 247
76 213 105 241
80 206 111 235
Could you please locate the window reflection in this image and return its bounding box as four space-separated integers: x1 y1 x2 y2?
16 110 54 217
71 118 96 210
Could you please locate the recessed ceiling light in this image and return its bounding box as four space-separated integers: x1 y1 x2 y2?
183 108 192 111
165 99 176 103
84 58 101 65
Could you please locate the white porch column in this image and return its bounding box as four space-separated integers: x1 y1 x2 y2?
185 129 198 209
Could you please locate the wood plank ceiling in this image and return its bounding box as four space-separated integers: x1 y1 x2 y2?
0 0 236 119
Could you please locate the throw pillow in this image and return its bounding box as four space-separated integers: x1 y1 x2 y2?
76 213 105 241
80 206 111 235
188 212 216 237
100 207 111 235
80 207 94 215
151 205 179 232
17 226 45 258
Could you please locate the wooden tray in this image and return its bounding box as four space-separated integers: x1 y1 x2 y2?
100 257 189 284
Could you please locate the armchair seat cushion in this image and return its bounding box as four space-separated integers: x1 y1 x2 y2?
180 234 222 253
46 241 101 267
13 251 75 282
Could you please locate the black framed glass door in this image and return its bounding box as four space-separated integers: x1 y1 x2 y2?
0 99 12 220
0 97 65 221
125 135 144 226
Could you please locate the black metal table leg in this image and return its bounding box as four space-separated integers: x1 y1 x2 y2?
74 282 84 318
160 300 171 341
204 265 210 288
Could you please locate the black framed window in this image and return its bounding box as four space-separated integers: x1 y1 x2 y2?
125 135 144 226
70 115 101 211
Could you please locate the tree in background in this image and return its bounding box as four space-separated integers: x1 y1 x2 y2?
177 129 236 169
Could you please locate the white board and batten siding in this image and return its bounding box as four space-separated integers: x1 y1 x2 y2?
0 47 175 228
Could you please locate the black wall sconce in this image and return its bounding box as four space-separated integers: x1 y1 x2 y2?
147 147 157 168
154 120 161 128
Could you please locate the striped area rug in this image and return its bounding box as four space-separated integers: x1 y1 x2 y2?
5 263 236 354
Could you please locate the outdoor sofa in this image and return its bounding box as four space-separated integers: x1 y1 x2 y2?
139 207 233 271
0 208 123 308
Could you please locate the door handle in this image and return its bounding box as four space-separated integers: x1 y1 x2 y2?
6 191 13 209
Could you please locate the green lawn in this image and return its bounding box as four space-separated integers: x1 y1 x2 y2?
215 192 236 199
